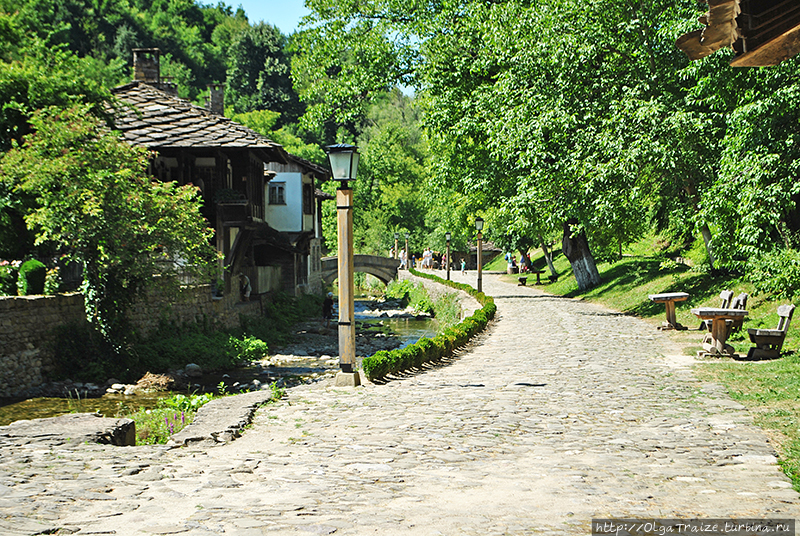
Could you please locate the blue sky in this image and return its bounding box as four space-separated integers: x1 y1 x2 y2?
226 0 311 34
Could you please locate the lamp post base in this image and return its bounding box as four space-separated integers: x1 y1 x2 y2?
334 371 362 387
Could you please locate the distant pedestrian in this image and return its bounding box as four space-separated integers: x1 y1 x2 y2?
322 292 334 328
461 258 466 274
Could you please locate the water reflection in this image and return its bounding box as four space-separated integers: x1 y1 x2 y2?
0 393 164 426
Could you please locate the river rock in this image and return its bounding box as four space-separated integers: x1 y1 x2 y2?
184 363 203 378
0 413 135 447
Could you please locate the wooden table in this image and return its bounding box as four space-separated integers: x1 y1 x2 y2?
648 292 689 330
691 307 748 356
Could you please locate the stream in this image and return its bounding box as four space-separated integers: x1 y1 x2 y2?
0 298 438 426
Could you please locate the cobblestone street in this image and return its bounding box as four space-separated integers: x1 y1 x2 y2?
1 272 798 535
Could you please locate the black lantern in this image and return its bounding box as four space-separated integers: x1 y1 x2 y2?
325 144 360 183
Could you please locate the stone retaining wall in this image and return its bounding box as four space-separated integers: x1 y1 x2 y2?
0 293 86 397
0 287 262 397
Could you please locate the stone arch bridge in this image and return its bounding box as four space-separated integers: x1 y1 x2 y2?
320 255 401 285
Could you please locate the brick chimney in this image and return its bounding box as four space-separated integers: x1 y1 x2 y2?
207 83 225 115
132 48 161 84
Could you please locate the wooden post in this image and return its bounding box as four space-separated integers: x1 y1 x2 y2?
477 231 483 293
405 236 409 270
446 240 451 281
336 187 357 377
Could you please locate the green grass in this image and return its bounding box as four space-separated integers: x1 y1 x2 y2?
518 235 800 489
485 253 508 271
696 356 800 487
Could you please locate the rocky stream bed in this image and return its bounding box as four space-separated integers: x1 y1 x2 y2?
0 298 435 425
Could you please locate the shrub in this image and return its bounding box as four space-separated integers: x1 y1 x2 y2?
0 262 17 296
53 322 133 382
44 267 61 295
128 392 215 445
748 248 800 300
17 259 46 295
362 268 496 381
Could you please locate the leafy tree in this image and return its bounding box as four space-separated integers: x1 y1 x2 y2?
0 105 217 338
0 41 117 258
706 82 800 271
226 22 300 123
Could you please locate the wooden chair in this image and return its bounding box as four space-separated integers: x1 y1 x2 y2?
746 304 796 360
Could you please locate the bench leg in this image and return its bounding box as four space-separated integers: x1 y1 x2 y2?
747 347 780 360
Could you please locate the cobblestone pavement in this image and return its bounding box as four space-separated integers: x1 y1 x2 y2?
2 272 799 535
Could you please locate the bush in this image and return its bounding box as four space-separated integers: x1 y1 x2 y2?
44 267 61 295
132 330 256 373
362 268 496 381
17 259 46 295
748 248 800 300
128 392 215 445
0 262 17 296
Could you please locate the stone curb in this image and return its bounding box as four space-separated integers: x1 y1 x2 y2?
167 389 275 448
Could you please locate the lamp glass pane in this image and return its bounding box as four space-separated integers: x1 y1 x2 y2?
475 218 484 231
327 151 354 180
351 152 359 181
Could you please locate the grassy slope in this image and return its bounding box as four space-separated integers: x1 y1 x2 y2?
494 238 800 489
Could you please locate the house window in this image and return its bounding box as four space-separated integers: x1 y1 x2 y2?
303 183 314 215
269 182 286 205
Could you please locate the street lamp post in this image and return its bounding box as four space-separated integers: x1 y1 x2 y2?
445 231 451 281
394 232 399 260
475 218 484 293
325 143 360 387
405 232 410 270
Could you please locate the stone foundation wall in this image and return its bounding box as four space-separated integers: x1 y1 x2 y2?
0 293 86 397
0 287 262 397
125 285 260 338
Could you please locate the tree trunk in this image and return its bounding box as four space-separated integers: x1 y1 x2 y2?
518 248 532 272
538 234 558 276
684 178 716 270
699 222 716 269
562 220 602 291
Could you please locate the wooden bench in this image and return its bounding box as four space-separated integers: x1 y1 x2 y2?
746 304 795 360
518 277 527 286
699 290 733 330
729 292 749 332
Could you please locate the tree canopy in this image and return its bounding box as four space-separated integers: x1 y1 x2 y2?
292 0 800 292
4 0 800 298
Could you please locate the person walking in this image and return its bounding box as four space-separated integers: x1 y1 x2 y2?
322 292 334 328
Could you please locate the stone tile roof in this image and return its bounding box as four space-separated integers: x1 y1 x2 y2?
111 81 287 162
